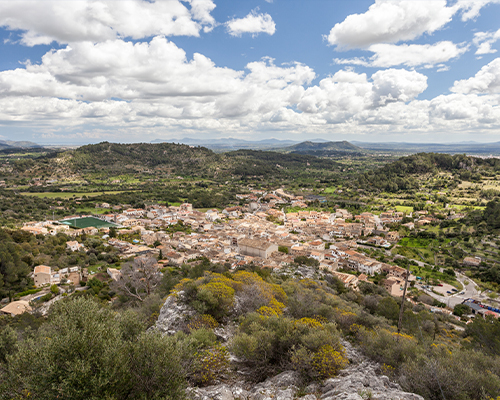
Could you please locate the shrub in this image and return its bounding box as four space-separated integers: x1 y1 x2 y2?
50 284 59 295
232 313 343 381
192 344 230 385
187 314 219 331
311 344 348 379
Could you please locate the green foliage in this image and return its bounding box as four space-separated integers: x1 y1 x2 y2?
3 297 188 400
293 256 319 268
0 325 17 364
50 284 59 295
465 315 500 356
278 246 289 254
192 344 230 385
453 304 471 317
232 313 343 381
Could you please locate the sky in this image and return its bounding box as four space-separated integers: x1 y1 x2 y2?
0 0 500 144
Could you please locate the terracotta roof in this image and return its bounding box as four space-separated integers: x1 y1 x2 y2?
34 265 51 275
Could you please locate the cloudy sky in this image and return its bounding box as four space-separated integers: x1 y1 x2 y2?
1 0 500 144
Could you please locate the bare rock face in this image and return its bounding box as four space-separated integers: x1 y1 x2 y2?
189 344 424 400
154 292 195 335
189 371 302 400
320 341 424 400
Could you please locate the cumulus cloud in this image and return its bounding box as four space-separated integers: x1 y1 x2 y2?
0 32 499 139
326 0 496 50
334 41 467 68
226 10 276 37
0 0 216 46
296 68 427 119
456 0 500 21
474 29 500 55
452 58 500 94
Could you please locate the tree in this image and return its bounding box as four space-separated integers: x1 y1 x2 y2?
50 284 59 295
453 304 471 317
113 257 161 302
278 246 289 254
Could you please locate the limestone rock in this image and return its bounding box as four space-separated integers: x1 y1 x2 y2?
154 292 195 335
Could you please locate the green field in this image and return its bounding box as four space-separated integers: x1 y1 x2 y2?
20 191 128 199
60 216 118 229
394 205 414 213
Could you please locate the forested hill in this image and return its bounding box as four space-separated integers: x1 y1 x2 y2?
357 152 500 193
284 140 364 155
35 142 340 180
68 142 219 175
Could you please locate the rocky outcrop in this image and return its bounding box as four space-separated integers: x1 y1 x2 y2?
154 292 196 335
188 342 423 400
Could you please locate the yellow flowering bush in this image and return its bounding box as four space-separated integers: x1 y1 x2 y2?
294 317 324 329
187 314 219 331
257 306 280 317
312 344 348 379
193 344 230 385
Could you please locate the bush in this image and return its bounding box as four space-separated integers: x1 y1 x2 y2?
231 313 343 381
4 297 188 400
191 344 230 385
50 284 59 295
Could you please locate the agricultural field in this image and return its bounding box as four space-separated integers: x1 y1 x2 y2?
20 191 129 199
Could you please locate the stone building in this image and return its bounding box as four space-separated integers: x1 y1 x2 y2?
238 238 278 259
34 265 51 287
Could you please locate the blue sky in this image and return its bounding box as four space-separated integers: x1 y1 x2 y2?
0 0 500 144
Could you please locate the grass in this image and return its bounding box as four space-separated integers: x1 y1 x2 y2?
324 187 337 193
451 204 486 211
75 207 108 214
394 205 414 213
399 238 432 248
20 191 129 199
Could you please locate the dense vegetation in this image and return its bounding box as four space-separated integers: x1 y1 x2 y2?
1 262 500 400
357 152 500 193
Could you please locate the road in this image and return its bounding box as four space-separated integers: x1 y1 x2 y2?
418 272 481 308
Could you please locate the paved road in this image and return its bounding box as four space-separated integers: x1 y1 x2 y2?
419 272 481 308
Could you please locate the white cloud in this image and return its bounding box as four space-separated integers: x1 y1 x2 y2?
326 0 455 49
474 29 500 55
0 0 216 46
456 0 500 21
452 58 500 94
226 10 276 37
326 0 497 50
334 41 467 68
369 42 468 67
1 34 499 140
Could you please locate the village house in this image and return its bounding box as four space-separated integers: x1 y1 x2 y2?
66 240 85 252
383 276 405 296
34 265 51 287
386 231 400 242
0 301 31 316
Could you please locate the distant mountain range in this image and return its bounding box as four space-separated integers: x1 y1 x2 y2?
151 137 500 155
352 141 500 154
151 137 302 151
0 140 42 150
